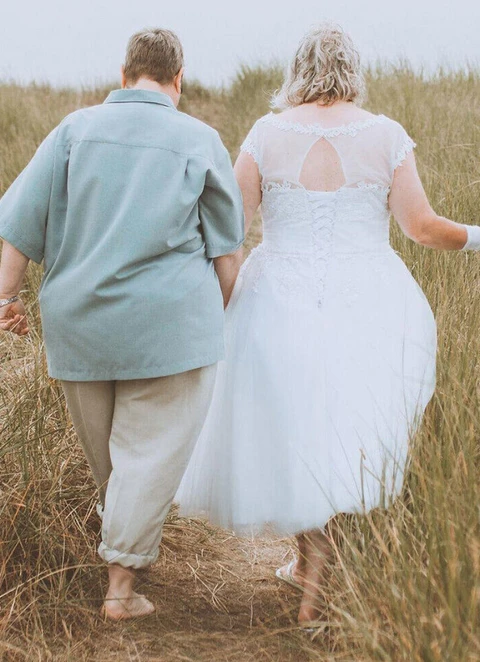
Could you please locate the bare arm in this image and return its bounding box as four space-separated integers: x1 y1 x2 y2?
389 152 468 250
0 241 30 335
209 150 261 308
234 151 262 236
211 147 262 307
213 248 244 308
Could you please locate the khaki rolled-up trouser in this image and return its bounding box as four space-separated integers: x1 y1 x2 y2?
61 364 217 569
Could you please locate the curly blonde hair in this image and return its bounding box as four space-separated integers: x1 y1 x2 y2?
272 24 366 109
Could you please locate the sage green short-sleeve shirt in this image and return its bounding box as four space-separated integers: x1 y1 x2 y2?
0 89 245 380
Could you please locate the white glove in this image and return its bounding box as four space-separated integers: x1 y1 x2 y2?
462 225 480 250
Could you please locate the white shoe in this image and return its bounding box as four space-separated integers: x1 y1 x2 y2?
275 559 303 591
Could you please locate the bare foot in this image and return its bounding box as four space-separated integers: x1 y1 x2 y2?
102 591 155 621
298 530 333 625
102 565 155 621
298 602 327 626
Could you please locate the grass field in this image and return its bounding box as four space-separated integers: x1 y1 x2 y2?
0 65 479 661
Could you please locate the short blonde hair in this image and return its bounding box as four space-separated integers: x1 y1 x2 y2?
123 28 184 86
272 24 366 109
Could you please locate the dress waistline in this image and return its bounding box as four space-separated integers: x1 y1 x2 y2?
256 242 395 259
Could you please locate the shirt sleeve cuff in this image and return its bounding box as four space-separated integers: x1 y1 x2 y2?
0 225 44 263
205 238 244 259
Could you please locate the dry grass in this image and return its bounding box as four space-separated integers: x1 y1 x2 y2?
0 65 480 661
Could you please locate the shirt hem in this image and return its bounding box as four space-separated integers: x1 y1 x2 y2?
51 353 223 382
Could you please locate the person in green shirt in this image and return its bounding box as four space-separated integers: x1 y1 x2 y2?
0 28 245 620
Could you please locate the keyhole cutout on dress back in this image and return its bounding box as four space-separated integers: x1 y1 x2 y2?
299 138 346 192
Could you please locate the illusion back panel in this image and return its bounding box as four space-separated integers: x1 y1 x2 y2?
298 138 346 192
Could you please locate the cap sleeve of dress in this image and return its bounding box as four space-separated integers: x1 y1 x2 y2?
391 121 416 172
240 121 260 165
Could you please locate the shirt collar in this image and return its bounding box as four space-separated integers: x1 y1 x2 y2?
104 89 176 109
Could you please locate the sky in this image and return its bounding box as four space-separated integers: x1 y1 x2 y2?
1 0 479 88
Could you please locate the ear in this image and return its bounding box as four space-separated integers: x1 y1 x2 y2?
121 66 127 89
174 67 184 95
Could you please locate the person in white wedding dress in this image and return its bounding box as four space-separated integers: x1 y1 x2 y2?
177 24 480 626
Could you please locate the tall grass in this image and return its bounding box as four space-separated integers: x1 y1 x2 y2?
0 66 479 660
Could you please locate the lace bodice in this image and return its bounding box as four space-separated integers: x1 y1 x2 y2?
240 112 416 307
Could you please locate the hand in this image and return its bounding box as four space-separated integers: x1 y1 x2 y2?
0 299 29 336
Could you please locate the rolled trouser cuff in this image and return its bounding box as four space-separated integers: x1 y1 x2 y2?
98 542 159 569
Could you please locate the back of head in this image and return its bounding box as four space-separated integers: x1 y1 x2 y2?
273 23 366 109
123 28 184 86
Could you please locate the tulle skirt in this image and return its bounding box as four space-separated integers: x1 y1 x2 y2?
176 245 436 535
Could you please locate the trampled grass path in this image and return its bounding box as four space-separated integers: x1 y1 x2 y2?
83 523 318 662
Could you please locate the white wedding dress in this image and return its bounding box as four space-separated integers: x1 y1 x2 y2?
177 112 436 535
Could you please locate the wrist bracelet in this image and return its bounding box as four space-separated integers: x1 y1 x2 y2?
462 224 480 251
0 295 20 308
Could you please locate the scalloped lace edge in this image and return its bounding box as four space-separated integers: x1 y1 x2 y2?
393 137 416 169
261 180 390 195
259 112 388 137
240 137 259 163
